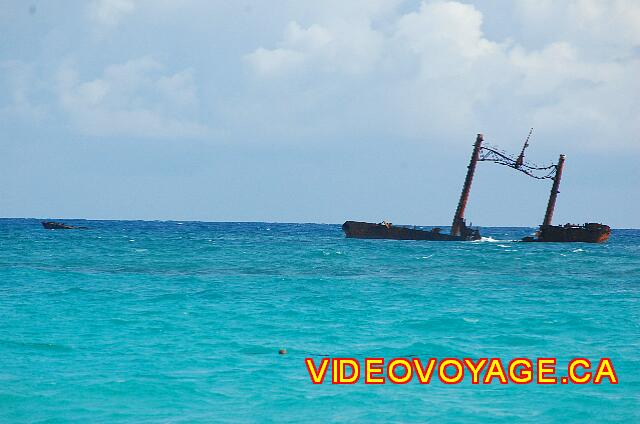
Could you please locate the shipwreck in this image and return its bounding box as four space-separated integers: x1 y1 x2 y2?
343 131 610 243
41 221 88 230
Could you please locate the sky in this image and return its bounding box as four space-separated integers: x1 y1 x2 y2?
1 0 639 227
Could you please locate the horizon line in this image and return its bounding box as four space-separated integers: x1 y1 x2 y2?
1 217 633 230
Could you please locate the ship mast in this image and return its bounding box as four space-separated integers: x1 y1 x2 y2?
451 134 483 237
515 128 533 167
542 154 565 226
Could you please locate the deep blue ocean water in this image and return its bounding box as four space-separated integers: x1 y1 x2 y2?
0 219 638 423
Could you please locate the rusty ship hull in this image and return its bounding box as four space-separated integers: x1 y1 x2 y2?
342 221 480 241
522 223 610 243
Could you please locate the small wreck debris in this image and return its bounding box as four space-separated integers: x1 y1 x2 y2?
41 221 88 230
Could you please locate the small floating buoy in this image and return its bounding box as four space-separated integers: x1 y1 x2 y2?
278 349 287 355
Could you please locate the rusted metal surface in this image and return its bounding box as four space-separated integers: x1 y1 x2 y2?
522 223 611 243
478 135 558 180
342 221 480 241
542 154 565 226
515 128 533 167
451 134 483 237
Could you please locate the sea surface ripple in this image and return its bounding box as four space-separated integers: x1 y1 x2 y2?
1 219 638 423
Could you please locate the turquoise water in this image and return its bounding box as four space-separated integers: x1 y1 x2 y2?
1 219 638 423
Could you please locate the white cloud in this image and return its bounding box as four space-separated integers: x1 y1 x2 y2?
89 0 136 28
3 0 639 150
244 19 383 76
242 0 639 150
0 60 47 121
57 56 208 139
245 47 305 77
396 1 497 60
523 0 640 40
514 0 640 58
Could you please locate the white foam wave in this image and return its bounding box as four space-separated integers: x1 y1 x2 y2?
472 236 500 242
